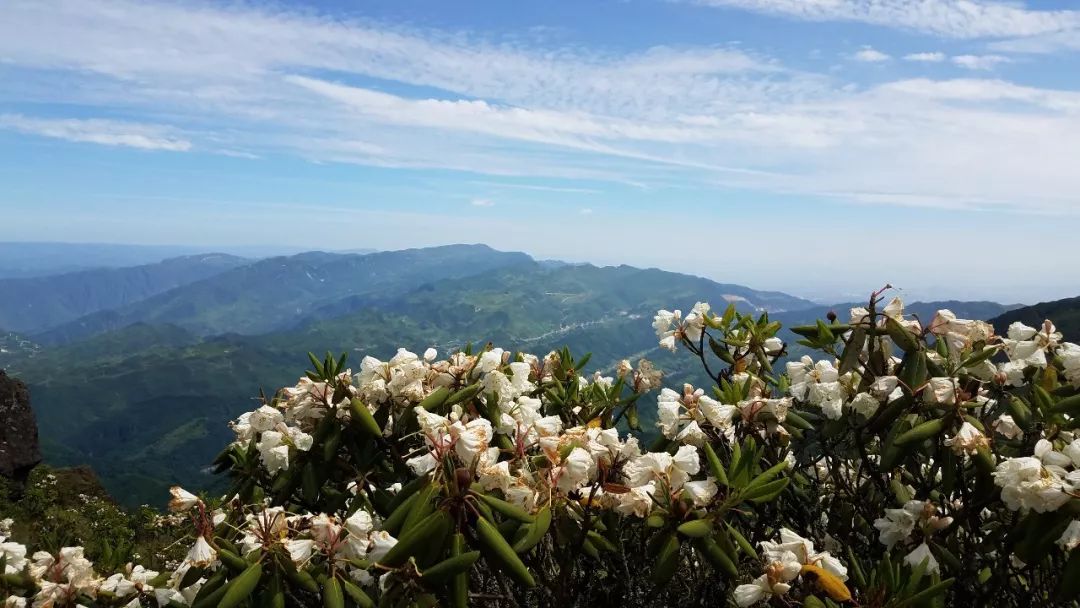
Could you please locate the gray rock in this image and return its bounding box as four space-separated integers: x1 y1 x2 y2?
0 370 41 481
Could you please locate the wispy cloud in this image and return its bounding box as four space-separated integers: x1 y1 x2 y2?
904 52 946 62
853 46 890 62
951 54 1011 70
1 0 1079 215
470 198 495 207
0 113 191 151
687 0 1080 40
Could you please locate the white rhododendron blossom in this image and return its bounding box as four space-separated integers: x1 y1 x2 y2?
7 295 1080 607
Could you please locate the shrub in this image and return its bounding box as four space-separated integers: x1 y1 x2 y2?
3 290 1080 607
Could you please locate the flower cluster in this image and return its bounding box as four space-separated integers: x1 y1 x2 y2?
734 528 848 607
10 290 1080 608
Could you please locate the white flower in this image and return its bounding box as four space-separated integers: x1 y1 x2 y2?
345 510 374 539
1061 343 1080 388
657 389 682 440
556 447 596 492
168 486 200 512
994 456 1070 513
675 420 707 447
653 309 682 351
184 536 218 568
929 310 993 353
924 377 956 405
944 422 988 456
249 405 284 433
406 453 438 476
366 531 397 563
451 419 493 466
1036 439 1074 469
734 573 790 607
763 337 784 354
761 529 847 581
998 360 1027 387
1004 321 1060 368
682 479 718 506
256 431 291 474
873 501 925 548
286 539 317 565
904 542 939 574
994 415 1023 440
788 357 844 418
478 461 513 493
1058 521 1080 551
850 393 880 417
683 302 711 343
0 540 27 575
850 307 870 324
477 349 504 374
611 482 657 518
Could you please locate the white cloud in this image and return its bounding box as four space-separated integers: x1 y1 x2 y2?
853 47 890 62
579 208 594 215
0 0 1079 215
688 0 1080 40
0 113 191 151
904 52 946 62
470 198 495 207
951 54 1011 70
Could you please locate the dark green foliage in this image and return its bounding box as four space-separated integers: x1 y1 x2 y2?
990 295 1080 339
0 465 186 571
4 253 807 506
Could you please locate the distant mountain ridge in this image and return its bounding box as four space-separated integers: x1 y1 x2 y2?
2 241 1050 506
773 299 1022 330
33 245 534 345
2 244 819 504
0 254 250 333
0 242 377 279
990 296 1080 339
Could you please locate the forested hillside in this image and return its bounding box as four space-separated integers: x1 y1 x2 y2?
3 244 1054 507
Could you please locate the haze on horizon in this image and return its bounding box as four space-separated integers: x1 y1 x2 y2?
2 0 1080 304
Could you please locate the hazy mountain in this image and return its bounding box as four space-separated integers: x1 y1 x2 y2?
989 296 1080 340
0 242 376 279
0 254 250 333
772 300 1021 331
5 241 1027 506
5 251 814 505
34 245 533 345
0 242 218 279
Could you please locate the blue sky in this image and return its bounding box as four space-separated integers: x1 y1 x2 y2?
2 0 1080 303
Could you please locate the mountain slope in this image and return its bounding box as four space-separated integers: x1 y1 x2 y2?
772 299 1019 330
989 296 1080 339
34 245 534 345
0 254 250 333
7 256 811 505
0 242 223 279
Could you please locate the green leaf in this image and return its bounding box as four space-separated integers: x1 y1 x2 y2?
894 418 947 446
742 478 789 503
838 327 867 375
703 442 728 487
896 578 954 607
217 562 263 608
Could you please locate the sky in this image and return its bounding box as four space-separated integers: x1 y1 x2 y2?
2 0 1080 304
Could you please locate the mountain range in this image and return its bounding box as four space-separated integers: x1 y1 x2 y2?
0 243 1070 506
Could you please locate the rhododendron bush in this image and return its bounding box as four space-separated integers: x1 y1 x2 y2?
4 289 1080 607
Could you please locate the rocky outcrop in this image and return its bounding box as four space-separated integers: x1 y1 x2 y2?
0 370 41 481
